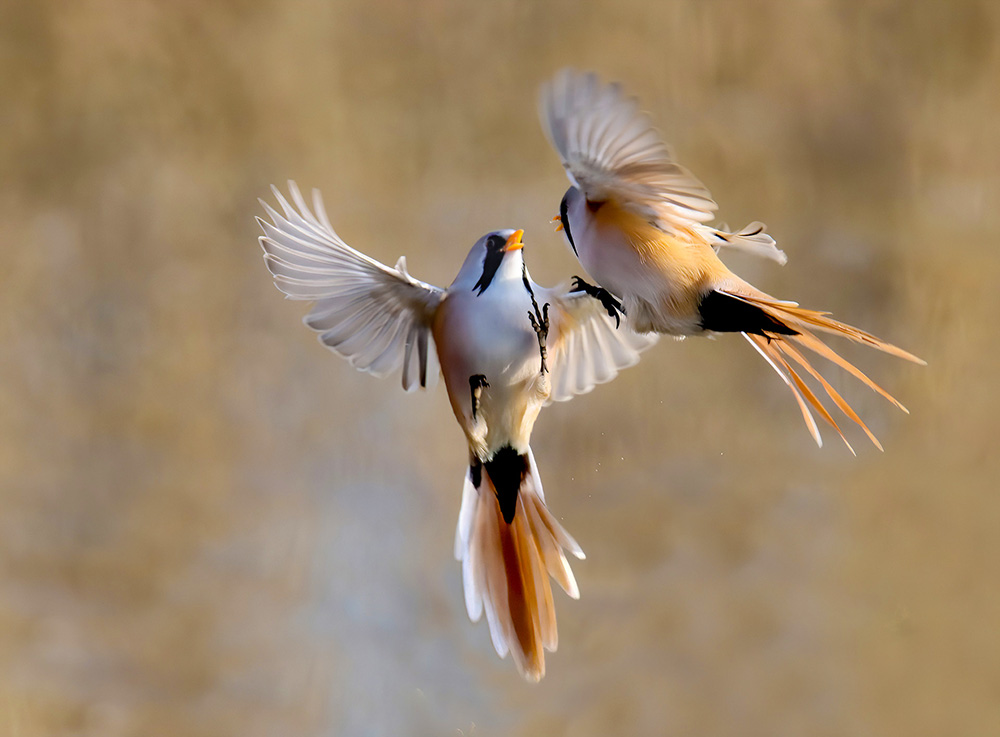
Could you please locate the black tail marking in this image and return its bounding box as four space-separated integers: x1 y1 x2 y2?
699 291 798 336
484 445 528 524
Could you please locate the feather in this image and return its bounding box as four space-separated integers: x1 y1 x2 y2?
732 288 921 448
453 447 582 681
774 339 884 451
751 297 925 365
793 331 910 414
706 221 787 265
539 69 718 236
727 291 919 414
769 339 856 454
745 334 823 447
258 182 444 389
540 283 658 403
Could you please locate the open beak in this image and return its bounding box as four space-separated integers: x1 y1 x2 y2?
505 229 524 251
551 215 563 232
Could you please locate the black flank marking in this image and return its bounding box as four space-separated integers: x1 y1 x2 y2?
470 458 482 489
484 445 528 524
699 291 799 336
559 193 577 256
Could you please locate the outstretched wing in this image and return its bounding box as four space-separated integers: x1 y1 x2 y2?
258 182 444 391
539 284 658 403
539 68 717 236
539 69 785 263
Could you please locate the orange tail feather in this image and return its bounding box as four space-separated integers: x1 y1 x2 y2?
454 448 583 681
726 291 923 449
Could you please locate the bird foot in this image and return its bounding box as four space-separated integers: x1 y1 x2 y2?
571 276 625 328
527 301 550 374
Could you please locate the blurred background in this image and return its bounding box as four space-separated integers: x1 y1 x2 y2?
1 0 997 735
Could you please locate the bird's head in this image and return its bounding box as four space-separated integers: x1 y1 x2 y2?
552 187 583 255
454 229 526 296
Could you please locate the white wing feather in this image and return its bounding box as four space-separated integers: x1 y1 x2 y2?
539 69 787 263
541 285 658 403
259 182 444 390
539 69 717 234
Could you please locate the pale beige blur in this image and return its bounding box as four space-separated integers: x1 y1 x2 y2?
1 1 998 736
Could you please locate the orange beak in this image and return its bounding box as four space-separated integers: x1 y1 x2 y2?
551 215 563 232
505 229 524 251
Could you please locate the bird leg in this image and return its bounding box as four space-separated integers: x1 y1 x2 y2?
527 299 550 375
469 374 489 421
571 276 625 328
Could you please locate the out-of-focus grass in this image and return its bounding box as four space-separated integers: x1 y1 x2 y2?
1 1 998 735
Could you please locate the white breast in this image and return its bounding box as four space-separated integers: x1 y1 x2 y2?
434 279 547 455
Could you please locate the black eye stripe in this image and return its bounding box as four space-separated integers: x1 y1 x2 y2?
472 234 509 296
560 194 577 256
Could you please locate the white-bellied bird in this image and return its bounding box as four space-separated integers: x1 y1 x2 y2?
258 183 656 680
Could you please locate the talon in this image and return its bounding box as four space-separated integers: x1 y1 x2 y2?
572 277 624 328
527 305 549 375
604 294 622 328
524 268 551 375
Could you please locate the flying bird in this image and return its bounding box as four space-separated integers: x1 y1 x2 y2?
258 182 655 680
540 70 925 452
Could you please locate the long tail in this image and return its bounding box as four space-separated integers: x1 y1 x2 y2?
454 447 584 682
720 290 925 453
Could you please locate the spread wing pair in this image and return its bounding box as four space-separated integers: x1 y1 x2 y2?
540 69 924 452
259 182 653 402
260 182 655 681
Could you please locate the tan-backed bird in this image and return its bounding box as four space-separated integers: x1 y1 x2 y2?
259 182 655 680
540 70 924 452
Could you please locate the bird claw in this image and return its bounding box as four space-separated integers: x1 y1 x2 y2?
571 276 624 328
528 303 549 342
527 302 550 374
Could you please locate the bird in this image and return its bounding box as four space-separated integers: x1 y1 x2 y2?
540 70 925 452
258 182 656 681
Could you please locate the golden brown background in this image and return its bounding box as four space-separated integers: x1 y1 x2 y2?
2 1 997 735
